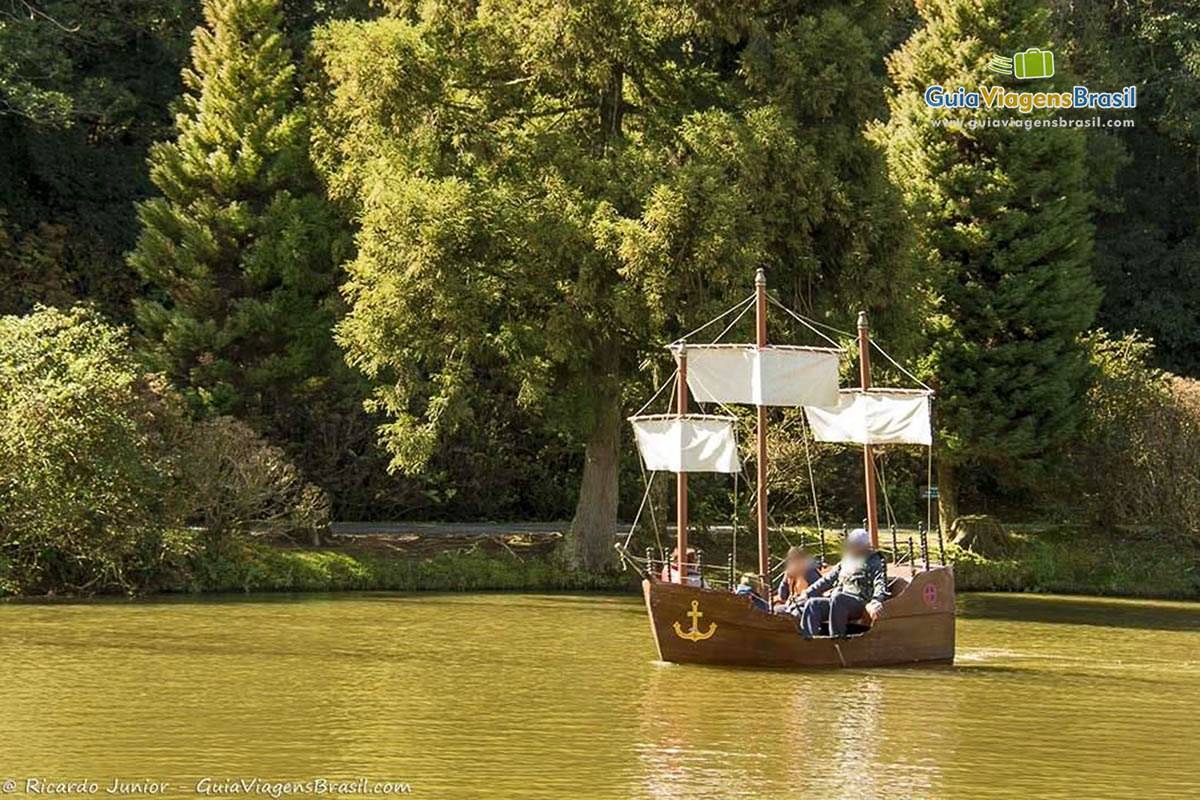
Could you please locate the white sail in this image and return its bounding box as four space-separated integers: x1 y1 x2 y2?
682 344 841 408
629 414 741 474
805 389 932 446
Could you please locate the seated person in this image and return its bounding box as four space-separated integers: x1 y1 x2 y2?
734 573 770 612
774 545 823 613
660 546 702 586
796 528 887 639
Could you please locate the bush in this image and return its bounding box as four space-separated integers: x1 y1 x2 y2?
1069 331 1200 535
0 307 192 593
181 416 330 550
0 306 329 595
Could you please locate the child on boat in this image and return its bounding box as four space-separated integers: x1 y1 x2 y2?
774 545 823 614
735 573 770 612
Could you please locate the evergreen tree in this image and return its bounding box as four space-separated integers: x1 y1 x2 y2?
1054 0 1200 377
313 1 914 567
875 0 1100 529
129 0 347 423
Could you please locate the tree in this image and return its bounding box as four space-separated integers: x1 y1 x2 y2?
1052 0 1200 377
875 0 1100 531
312 0 914 568
0 0 198 318
128 0 348 425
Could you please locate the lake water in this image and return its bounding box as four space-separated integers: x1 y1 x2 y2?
1 591 1198 799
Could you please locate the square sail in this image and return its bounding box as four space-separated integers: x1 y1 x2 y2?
682 344 841 407
805 389 932 446
629 414 741 473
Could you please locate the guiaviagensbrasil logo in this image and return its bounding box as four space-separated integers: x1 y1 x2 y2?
989 48 1054 80
923 46 1135 114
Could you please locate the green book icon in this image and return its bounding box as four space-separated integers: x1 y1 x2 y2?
1013 48 1054 79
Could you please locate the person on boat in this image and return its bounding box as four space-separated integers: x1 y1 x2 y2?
774 545 823 613
660 546 702 586
796 528 887 639
735 573 770 612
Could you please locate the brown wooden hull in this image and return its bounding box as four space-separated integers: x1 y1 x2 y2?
643 566 955 668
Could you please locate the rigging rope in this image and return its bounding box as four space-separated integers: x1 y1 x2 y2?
870 340 934 392
800 412 824 538
766 295 844 348
622 468 658 550
669 294 756 346
632 368 679 418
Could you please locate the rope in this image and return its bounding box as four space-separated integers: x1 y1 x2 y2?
669 294 755 346
710 300 754 345
731 471 738 575
875 451 898 532
869 340 934 392
800 412 823 537
622 468 657 549
633 368 679 417
766 295 845 348
927 440 934 535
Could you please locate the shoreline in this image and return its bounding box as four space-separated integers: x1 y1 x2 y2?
4 523 1197 602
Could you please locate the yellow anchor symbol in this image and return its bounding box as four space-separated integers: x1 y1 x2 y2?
673 600 717 642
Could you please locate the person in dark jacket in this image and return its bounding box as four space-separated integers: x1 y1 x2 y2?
774 545 823 613
797 528 887 639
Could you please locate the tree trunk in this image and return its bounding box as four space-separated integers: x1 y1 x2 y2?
936 458 959 539
568 342 620 571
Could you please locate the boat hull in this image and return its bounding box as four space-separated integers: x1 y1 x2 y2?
643 566 955 668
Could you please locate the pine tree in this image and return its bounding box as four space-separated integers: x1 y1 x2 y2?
312 1 914 568
874 0 1101 530
129 0 346 422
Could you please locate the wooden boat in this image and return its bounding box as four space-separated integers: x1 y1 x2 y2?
643 565 955 668
626 270 955 668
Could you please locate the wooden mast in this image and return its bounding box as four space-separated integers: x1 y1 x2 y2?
755 269 769 581
857 311 880 547
676 344 688 582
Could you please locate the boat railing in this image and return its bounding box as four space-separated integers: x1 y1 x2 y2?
618 517 948 594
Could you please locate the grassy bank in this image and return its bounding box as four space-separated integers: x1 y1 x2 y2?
182 524 1198 600
7 524 1196 600
179 542 637 595
947 525 1200 599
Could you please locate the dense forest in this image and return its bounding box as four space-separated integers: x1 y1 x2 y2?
2 0 1200 592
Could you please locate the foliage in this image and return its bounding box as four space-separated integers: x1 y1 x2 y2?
1052 0 1200 377
0 307 191 594
0 0 197 318
1066 331 1200 535
180 416 330 549
948 525 1199 598
0 306 332 596
311 0 915 567
875 0 1100 523
129 0 350 423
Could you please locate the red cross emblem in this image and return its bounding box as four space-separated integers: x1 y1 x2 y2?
922 583 938 608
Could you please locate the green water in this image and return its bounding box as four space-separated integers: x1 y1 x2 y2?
1 592 1198 799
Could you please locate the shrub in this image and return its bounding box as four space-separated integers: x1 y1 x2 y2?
180 416 330 550
1070 331 1200 535
0 307 191 593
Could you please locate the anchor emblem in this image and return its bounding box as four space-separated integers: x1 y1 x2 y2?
673 600 717 642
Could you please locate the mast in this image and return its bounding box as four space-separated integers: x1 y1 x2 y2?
676 344 688 582
755 269 769 581
857 311 880 547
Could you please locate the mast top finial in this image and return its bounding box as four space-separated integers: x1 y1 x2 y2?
857 310 869 330
755 268 766 286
